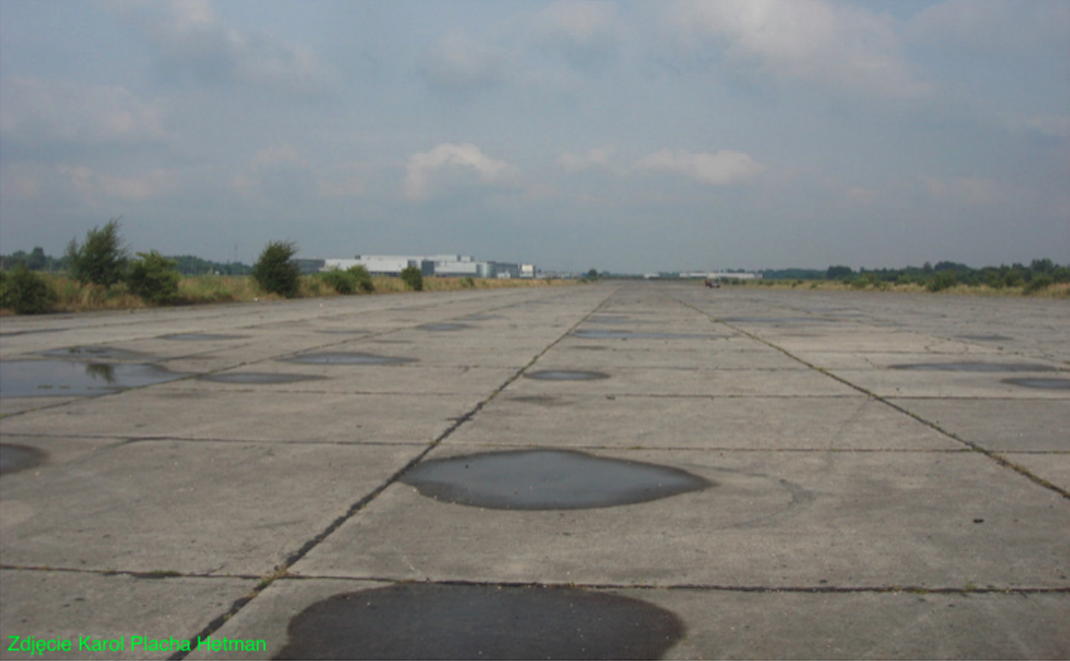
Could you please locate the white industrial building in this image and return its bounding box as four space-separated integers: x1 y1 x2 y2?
319 254 536 279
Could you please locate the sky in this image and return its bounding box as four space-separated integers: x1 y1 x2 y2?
1 0 1068 274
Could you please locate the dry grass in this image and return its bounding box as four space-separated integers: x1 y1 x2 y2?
1 273 577 315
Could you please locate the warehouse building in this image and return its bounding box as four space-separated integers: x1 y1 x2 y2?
319 254 535 279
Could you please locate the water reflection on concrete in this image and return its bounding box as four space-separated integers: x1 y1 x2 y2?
402 449 710 510
274 583 684 660
0 360 186 398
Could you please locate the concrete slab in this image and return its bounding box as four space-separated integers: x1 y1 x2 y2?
888 398 1070 452
2 283 1067 659
456 394 962 451
1 439 424 575
1000 453 1070 493
504 366 860 397
0 389 474 443
826 368 1070 399
292 447 1068 589
0 570 257 661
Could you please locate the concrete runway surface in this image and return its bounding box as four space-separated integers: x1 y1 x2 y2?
1 282 1067 659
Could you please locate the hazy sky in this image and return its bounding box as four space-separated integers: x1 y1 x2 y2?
2 0 1068 273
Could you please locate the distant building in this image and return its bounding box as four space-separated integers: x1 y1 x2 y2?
317 254 534 279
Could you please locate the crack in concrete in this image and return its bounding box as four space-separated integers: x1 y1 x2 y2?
673 294 1070 502
159 284 626 660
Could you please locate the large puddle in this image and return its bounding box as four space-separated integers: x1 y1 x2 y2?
890 362 1058 372
401 450 710 510
525 370 609 381
283 352 415 366
274 583 684 660
0 444 47 476
0 360 187 398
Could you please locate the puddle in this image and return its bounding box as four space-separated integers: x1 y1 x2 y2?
0 360 187 398
507 395 571 406
401 449 710 510
40 346 147 361
417 323 471 332
0 444 47 476
461 314 501 321
199 373 327 385
571 330 708 340
161 333 244 341
957 335 1013 342
1002 377 1070 390
525 370 609 381
283 352 415 366
274 583 683 660
891 362 1058 372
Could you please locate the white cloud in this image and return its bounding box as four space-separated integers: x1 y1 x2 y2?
636 149 765 186
557 146 615 172
667 0 927 101
58 165 180 202
909 0 1070 53
532 0 624 66
404 143 518 202
111 0 331 93
0 78 167 146
418 33 507 91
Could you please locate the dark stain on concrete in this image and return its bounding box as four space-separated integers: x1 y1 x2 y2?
525 370 610 381
274 583 684 660
891 362 1058 372
0 444 47 476
1001 377 1070 390
401 449 710 510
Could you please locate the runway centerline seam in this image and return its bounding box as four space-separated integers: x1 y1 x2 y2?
162 284 624 660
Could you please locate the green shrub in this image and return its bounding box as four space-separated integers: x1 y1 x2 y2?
251 240 301 297
400 266 423 291
318 268 356 294
0 265 57 314
926 272 957 292
461 276 476 289
66 218 129 287
126 251 181 304
1024 274 1054 294
348 265 374 293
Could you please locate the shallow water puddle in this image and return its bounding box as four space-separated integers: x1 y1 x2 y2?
274 583 683 660
40 346 147 361
199 373 327 385
401 449 710 510
891 362 1058 372
0 360 187 398
283 352 415 366
1001 377 1070 390
0 444 47 476
525 370 609 381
